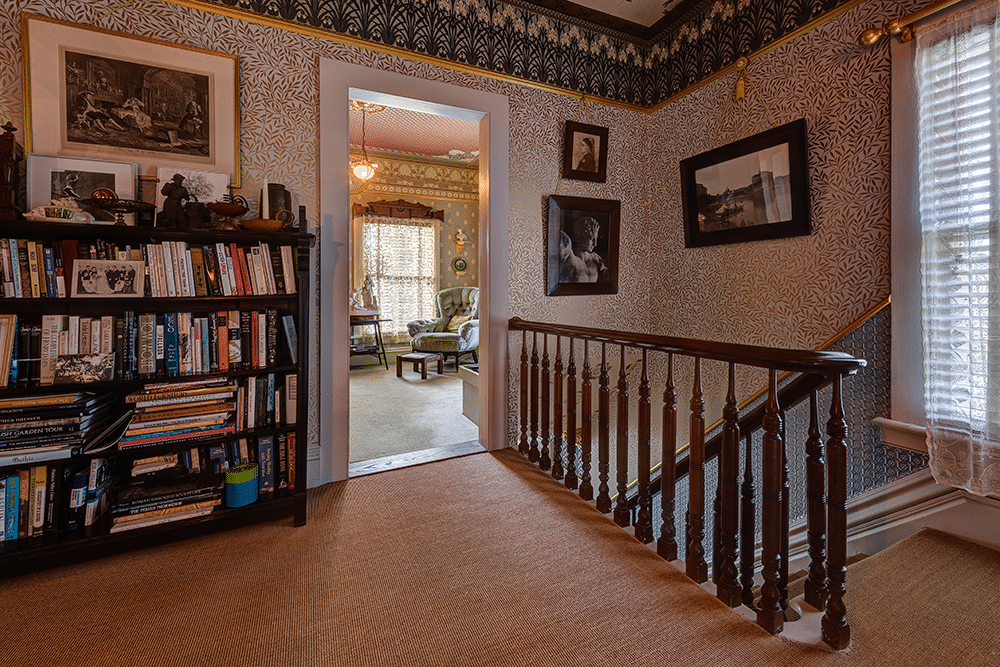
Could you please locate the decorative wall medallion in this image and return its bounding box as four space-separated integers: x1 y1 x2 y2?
452 256 468 276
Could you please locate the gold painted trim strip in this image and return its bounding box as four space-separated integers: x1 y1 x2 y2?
647 0 872 113
165 0 644 113
167 0 870 116
360 186 479 203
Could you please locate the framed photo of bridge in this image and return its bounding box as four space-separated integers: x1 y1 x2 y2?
680 118 809 248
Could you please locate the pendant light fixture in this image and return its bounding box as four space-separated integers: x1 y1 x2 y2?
349 100 385 192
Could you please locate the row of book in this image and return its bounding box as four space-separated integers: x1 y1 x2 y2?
121 379 238 449
0 430 298 541
0 238 298 299
0 456 112 541
146 240 297 298
3 309 297 387
0 392 130 467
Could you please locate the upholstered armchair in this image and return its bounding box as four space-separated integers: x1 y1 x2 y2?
407 287 479 369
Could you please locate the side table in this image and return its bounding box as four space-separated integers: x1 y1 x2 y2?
396 351 444 380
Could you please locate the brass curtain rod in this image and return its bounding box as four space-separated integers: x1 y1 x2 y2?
859 0 968 46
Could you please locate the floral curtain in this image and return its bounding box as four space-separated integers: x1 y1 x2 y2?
916 0 1000 497
360 214 438 344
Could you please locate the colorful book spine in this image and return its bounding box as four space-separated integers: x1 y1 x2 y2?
257 435 274 493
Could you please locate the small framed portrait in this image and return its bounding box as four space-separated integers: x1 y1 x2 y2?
26 154 137 224
680 118 810 248
563 121 609 183
546 195 620 296
70 259 145 297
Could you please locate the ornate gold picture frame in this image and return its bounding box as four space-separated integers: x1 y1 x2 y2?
22 14 241 186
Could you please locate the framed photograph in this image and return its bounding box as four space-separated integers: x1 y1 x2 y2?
70 259 144 297
680 118 810 248
22 14 241 185
563 121 609 183
155 167 231 213
27 154 137 224
546 195 620 296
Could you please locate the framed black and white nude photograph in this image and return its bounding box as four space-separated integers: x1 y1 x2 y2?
563 121 609 183
546 195 620 296
27 154 137 224
22 14 241 185
680 118 809 248
70 259 145 298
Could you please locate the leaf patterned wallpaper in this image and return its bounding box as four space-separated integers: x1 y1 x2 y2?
0 0 918 465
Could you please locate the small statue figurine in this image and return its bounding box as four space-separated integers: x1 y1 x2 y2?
360 275 378 311
455 228 469 255
159 173 190 228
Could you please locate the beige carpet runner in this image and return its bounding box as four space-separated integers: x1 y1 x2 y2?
2 449 999 666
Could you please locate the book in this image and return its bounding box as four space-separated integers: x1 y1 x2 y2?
42 246 57 298
279 246 296 294
282 314 298 364
30 466 46 537
138 313 156 377
285 373 297 425
287 431 296 490
40 314 63 385
118 424 236 449
125 382 237 403
0 476 6 540
275 432 288 490
189 246 208 297
257 436 274 492
259 243 277 295
268 244 286 293
215 243 233 296
84 457 111 528
0 392 90 410
228 242 247 295
109 503 217 533
26 241 41 298
4 474 18 540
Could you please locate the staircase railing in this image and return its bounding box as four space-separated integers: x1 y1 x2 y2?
507 317 866 650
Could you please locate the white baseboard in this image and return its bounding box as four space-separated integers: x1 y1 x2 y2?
787 468 1000 572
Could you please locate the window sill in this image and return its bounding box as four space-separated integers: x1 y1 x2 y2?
873 417 927 454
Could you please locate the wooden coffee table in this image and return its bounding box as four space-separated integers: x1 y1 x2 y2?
396 351 444 380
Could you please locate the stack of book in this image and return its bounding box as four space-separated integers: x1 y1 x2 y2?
110 469 224 534
120 380 237 450
0 392 129 466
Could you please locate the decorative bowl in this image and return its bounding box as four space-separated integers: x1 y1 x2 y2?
241 218 285 233
208 201 249 218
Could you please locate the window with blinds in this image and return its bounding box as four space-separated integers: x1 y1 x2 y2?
915 0 1000 495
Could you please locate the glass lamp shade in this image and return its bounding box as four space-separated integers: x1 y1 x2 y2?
352 161 378 180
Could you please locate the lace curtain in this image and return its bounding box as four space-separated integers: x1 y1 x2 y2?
360 214 438 343
916 0 1000 498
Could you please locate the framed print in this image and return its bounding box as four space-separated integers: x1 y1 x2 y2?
22 14 241 185
27 154 136 224
54 353 115 384
70 259 144 297
680 118 810 248
563 120 609 183
154 166 231 212
546 195 620 296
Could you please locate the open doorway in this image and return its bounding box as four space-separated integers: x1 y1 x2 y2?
347 99 483 474
317 59 509 487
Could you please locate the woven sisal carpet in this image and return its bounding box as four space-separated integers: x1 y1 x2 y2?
3 450 999 666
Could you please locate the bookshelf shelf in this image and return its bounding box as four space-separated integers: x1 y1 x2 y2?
0 221 313 578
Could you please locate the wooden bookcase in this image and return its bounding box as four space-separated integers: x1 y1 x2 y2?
0 220 313 577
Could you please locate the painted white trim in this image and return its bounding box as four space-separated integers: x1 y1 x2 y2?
317 59 509 486
873 416 927 454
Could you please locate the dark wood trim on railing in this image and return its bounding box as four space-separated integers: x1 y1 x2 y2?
508 317 866 651
508 318 866 375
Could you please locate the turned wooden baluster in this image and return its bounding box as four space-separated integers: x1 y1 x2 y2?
613 345 631 527
529 332 540 462
552 337 565 480
822 374 851 649
740 431 756 609
579 341 594 501
519 331 529 455
635 349 653 543
596 343 612 513
565 339 579 490
712 489 721 586
540 334 552 471
757 369 784 635
780 409 790 611
686 357 707 582
804 389 829 610
717 363 742 606
657 353 678 561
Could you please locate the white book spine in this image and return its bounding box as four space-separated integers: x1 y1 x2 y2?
250 248 266 296
174 242 190 297
260 243 276 295
9 239 21 298
245 251 259 294
67 315 80 356
154 244 168 298
161 243 177 298
224 249 239 296
90 318 102 354
185 247 196 297
40 315 61 385
286 373 297 425
215 243 233 296
100 315 114 354
257 312 266 368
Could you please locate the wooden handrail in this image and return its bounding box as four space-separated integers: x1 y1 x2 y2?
509 318 866 375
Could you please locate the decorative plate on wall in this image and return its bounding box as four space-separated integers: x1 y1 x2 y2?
452 257 468 275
